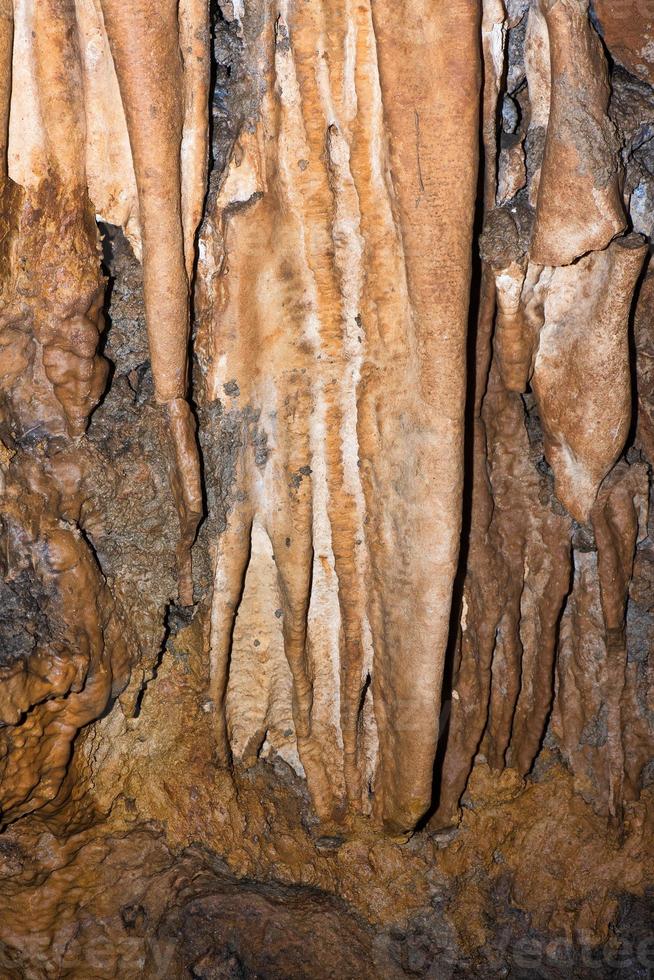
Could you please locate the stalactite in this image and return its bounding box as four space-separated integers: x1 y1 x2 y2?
432 0 507 829
532 235 647 523
198 0 481 835
530 0 625 265
437 0 653 832
100 0 206 605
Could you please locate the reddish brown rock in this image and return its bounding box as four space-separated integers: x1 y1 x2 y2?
0 0 653 974
594 0 654 85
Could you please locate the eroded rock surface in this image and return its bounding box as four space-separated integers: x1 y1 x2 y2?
0 0 654 975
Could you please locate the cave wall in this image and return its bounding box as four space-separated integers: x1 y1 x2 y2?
1 0 653 831
0 0 654 970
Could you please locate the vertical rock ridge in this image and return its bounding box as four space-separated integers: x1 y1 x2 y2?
200 0 480 833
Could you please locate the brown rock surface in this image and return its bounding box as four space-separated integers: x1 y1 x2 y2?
594 0 654 85
0 0 654 975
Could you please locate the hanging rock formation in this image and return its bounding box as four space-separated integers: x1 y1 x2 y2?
0 0 654 974
203 0 480 834
435 0 654 836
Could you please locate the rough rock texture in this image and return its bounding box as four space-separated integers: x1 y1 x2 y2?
1 0 654 976
594 0 654 86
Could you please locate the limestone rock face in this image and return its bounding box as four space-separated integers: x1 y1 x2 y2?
594 0 654 86
202 0 480 834
0 0 654 974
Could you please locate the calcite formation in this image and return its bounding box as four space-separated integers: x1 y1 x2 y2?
204 0 480 834
0 0 653 975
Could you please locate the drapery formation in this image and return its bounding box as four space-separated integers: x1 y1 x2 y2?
0 0 652 841
436 0 652 827
202 0 480 832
